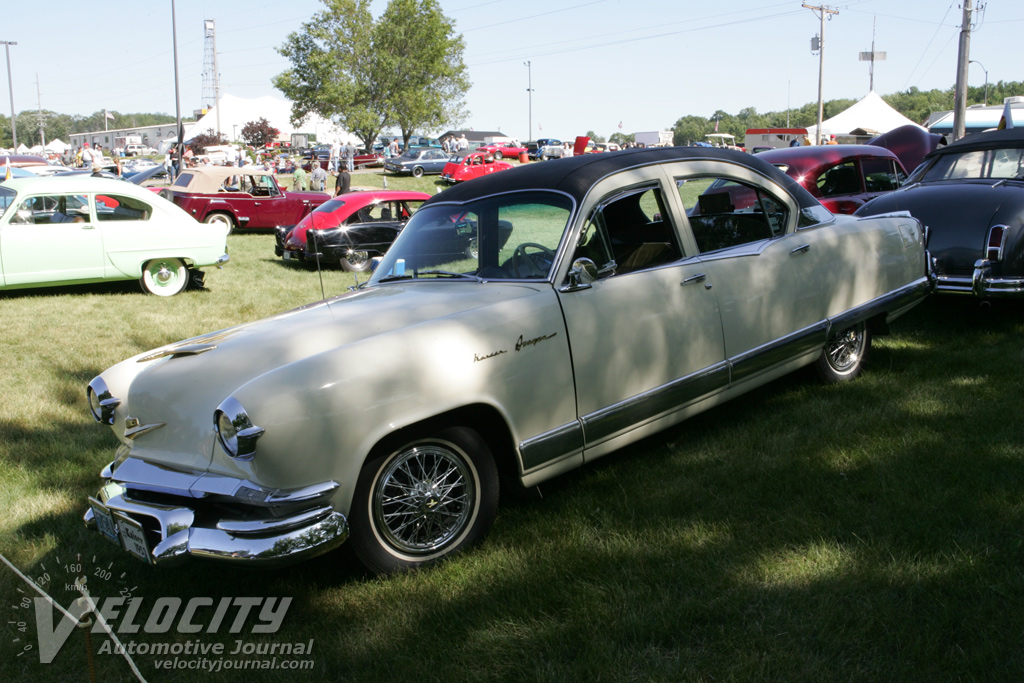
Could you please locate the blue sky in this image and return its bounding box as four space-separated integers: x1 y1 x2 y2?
3 0 1020 141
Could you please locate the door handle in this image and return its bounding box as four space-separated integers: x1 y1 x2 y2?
790 244 810 255
682 273 707 285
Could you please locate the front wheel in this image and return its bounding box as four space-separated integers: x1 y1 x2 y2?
816 321 871 383
339 249 372 272
493 150 503 159
140 258 188 296
349 427 499 574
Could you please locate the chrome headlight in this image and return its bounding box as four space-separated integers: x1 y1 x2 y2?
214 396 265 460
86 377 121 425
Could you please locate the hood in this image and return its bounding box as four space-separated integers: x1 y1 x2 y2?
858 181 1018 274
111 282 548 472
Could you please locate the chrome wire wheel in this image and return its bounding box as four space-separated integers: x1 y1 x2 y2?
817 320 870 382
372 442 477 555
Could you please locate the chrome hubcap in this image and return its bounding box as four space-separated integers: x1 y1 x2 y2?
374 444 473 554
154 265 173 284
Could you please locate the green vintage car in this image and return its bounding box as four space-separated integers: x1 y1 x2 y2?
0 176 228 295
84 147 931 574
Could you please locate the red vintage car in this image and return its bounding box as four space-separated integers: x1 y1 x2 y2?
440 152 514 184
474 141 528 160
160 166 330 232
276 190 430 271
754 145 908 214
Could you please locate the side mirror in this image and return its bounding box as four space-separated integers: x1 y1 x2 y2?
561 257 598 292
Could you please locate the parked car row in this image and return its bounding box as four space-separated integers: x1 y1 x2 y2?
83 146 933 576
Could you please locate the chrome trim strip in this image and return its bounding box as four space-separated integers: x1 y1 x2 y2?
123 418 165 440
730 321 828 384
581 363 730 445
829 277 932 331
519 421 585 471
215 505 333 535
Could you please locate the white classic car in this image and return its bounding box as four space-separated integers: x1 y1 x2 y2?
0 176 228 295
84 147 931 574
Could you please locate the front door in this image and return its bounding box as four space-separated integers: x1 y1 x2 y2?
555 184 727 451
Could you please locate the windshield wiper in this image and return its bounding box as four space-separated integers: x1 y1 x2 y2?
376 274 413 283
416 270 483 281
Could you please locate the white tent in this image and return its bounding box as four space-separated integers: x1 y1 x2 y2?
181 94 359 148
44 138 69 153
16 143 29 154
806 91 923 141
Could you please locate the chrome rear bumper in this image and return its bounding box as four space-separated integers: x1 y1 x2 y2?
933 259 1024 298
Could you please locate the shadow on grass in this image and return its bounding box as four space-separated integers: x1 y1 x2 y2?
6 295 1024 681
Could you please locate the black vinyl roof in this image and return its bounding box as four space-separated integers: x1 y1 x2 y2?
930 127 1024 156
427 146 822 210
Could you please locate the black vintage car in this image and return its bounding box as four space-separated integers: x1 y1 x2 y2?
857 127 1024 299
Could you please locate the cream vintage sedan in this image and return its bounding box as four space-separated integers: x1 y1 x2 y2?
0 176 228 295
84 148 931 573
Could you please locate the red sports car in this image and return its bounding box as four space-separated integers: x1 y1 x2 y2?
440 152 514 184
474 141 528 160
276 190 430 271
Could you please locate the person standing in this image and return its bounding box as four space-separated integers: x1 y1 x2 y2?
389 138 400 157
344 141 356 172
329 140 340 173
310 161 327 192
334 167 351 196
293 163 308 191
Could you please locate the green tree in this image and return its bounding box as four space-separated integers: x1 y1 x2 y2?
374 0 469 150
585 130 606 143
609 132 634 146
188 128 226 155
241 117 280 148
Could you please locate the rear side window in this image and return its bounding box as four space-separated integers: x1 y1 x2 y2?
862 158 901 192
95 194 152 222
678 177 788 253
816 162 861 197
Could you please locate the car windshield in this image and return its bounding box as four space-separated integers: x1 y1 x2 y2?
919 146 1024 182
0 186 15 218
369 191 573 283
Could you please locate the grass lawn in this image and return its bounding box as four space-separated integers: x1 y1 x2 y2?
3 177 1024 681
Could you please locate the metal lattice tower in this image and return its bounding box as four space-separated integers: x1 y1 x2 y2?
200 18 221 137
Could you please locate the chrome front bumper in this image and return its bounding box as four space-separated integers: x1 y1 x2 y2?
83 459 348 567
933 259 1024 298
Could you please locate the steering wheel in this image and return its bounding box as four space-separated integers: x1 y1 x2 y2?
511 242 556 278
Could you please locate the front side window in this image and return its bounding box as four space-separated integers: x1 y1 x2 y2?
370 192 572 282
572 186 682 278
249 175 280 197
9 194 89 225
679 177 788 253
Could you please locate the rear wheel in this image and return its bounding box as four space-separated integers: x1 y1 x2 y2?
349 426 499 574
816 321 870 382
412 166 425 178
204 212 235 234
140 258 188 296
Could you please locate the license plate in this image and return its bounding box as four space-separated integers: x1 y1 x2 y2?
89 499 119 545
283 251 296 261
114 513 152 564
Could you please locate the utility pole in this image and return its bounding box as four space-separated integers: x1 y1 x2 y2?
1 41 16 148
952 0 974 141
858 17 886 92
524 61 533 143
35 74 45 149
172 0 183 175
804 3 838 145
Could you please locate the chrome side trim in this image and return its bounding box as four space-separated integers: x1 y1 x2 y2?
215 505 333 534
519 421 585 471
123 417 165 440
136 343 218 362
829 277 932 331
581 363 730 445
729 322 828 384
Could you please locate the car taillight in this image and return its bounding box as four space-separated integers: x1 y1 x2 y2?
986 225 1008 262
